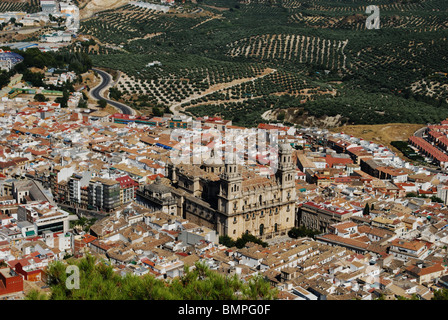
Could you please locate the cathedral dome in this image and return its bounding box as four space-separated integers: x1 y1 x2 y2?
278 143 292 153
144 176 171 194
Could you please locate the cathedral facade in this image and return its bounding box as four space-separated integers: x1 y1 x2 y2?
165 143 296 240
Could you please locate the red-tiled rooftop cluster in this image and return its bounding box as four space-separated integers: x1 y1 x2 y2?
408 135 448 163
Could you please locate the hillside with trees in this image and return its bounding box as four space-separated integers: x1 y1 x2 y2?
70 0 448 127
0 46 93 92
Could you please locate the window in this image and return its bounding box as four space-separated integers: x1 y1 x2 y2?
260 224 264 236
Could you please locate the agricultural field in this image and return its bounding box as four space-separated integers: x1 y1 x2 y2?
410 73 448 104
0 0 40 13
227 34 349 71
79 5 172 45
183 69 336 109
89 52 272 109
76 0 448 127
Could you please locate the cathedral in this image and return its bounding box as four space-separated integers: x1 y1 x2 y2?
138 143 296 240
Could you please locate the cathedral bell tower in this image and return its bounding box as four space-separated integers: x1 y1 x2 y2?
220 163 242 198
218 162 243 215
276 143 295 200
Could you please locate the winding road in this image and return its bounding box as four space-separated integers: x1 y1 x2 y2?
90 68 135 115
414 126 427 138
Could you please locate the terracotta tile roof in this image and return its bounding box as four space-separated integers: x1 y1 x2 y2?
407 262 445 277
390 239 426 251
409 136 448 162
318 233 369 250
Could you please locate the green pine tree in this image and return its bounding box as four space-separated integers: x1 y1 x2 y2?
27 255 278 300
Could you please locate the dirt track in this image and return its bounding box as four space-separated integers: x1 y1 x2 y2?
170 68 277 115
